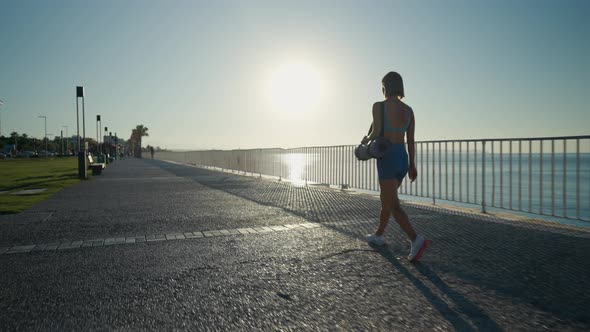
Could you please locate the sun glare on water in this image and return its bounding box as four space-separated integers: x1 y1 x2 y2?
267 61 324 113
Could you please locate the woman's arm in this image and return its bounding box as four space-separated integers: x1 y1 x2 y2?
361 103 381 144
407 109 417 181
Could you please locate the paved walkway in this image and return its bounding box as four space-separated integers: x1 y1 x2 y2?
1 158 589 331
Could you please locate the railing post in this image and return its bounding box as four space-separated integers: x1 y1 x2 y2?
272 149 275 178
421 143 424 196
340 146 344 190
432 142 436 205
445 141 448 200
438 142 442 200
519 140 522 211
280 148 283 181
482 140 486 213
529 140 533 213
474 141 478 204
540 141 543 215
305 147 308 187
500 142 503 208
426 142 429 198
451 142 461 201
341 145 347 190
467 142 470 203
491 141 495 207
576 138 590 219
459 142 462 201
551 139 555 216
563 139 567 218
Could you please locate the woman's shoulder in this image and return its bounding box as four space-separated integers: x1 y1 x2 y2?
371 101 384 113
399 101 413 114
399 100 412 109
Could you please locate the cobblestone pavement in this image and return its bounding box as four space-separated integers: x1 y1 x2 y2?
1 158 589 331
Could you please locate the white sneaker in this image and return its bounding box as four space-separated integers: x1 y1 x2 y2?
408 234 428 262
367 234 385 246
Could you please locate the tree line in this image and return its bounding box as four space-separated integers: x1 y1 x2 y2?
1 124 155 157
0 132 77 155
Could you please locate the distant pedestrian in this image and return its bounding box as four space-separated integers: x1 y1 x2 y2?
361 71 428 262
150 146 155 160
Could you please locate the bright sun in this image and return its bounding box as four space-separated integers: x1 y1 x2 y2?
267 62 324 113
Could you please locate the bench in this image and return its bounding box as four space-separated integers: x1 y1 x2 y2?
87 154 106 175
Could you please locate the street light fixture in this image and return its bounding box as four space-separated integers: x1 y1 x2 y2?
38 115 47 157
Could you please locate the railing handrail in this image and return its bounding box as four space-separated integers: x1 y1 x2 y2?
412 135 590 144
172 135 590 152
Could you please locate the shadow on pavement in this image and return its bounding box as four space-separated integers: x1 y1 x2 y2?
157 160 590 328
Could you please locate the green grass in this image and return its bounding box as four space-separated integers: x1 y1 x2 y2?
0 157 81 214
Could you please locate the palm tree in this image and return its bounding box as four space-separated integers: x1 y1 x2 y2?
130 125 149 158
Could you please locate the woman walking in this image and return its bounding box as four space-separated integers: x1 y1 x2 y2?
361 71 428 262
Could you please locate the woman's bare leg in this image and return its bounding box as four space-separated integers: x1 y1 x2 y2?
387 180 417 241
375 179 396 236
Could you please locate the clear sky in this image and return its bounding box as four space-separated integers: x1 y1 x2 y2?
1 0 588 150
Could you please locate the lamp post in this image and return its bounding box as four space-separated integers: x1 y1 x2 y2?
38 115 47 157
108 131 113 160
104 126 108 161
76 86 87 179
0 100 4 137
96 115 101 155
61 125 69 155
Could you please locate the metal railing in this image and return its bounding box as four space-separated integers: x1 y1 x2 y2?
155 135 590 222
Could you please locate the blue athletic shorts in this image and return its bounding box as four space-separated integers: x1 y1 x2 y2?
377 143 409 181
